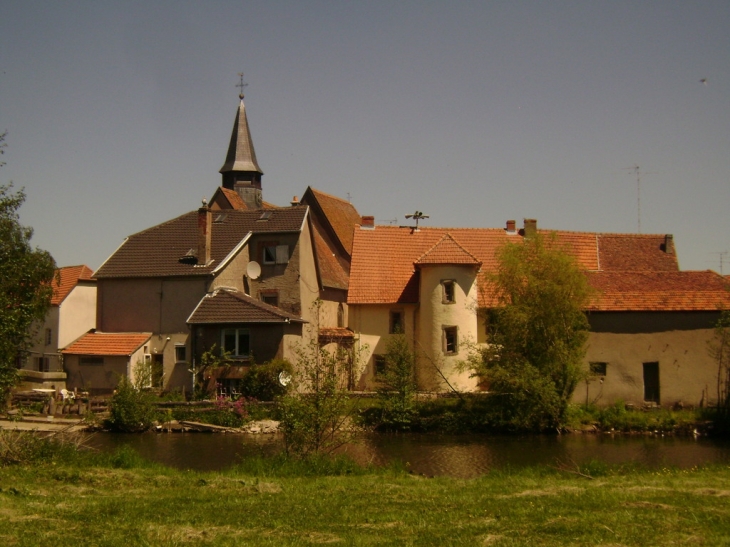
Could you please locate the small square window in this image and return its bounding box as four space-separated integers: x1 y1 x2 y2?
175 345 187 362
442 280 455 304
443 326 458 354
261 291 279 307
373 355 386 376
389 311 403 334
589 362 607 376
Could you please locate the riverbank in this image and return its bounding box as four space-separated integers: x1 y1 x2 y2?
1 456 728 545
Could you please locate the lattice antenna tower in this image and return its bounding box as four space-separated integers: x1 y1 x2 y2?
622 164 657 233
709 251 729 275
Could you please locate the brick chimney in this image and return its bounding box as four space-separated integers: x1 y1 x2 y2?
664 234 675 255
361 215 375 229
506 220 516 234
523 218 537 237
198 200 212 265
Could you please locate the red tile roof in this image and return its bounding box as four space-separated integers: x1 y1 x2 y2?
94 207 307 278
348 225 680 306
302 187 361 256
416 234 482 266
62 332 151 356
588 270 730 311
312 222 349 290
51 265 94 306
187 289 305 324
218 187 248 210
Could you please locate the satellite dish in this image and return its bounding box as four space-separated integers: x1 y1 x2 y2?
246 261 261 280
278 371 292 387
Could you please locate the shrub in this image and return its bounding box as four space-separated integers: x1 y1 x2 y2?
376 334 418 431
106 377 158 432
239 359 294 401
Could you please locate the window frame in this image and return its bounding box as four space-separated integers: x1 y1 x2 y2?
221 328 251 358
373 355 386 376
441 280 456 304
79 356 104 366
260 290 279 307
443 326 458 355
175 344 187 363
389 310 404 334
589 362 607 377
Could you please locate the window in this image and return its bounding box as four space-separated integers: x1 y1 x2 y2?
389 311 403 334
35 357 50 372
175 345 187 362
643 362 660 403
373 355 386 376
80 357 104 366
442 280 456 304
222 328 250 358
262 243 289 265
44 328 52 346
589 362 607 376
443 326 458 354
261 291 279 307
485 309 499 337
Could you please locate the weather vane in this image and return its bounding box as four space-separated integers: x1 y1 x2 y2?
236 72 248 99
405 210 430 231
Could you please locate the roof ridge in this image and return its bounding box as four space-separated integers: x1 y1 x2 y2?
308 187 355 205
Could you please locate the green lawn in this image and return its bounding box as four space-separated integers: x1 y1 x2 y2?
1 457 729 546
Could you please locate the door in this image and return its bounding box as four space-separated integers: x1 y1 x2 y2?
643 362 660 403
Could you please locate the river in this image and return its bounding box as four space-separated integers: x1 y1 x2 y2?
87 432 730 478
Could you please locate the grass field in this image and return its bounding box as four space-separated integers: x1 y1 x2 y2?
0 448 729 546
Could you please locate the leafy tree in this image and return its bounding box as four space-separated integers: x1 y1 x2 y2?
107 376 158 432
239 358 294 401
470 233 592 431
376 333 418 430
0 133 57 403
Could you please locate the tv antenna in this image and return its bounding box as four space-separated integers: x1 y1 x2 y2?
405 210 429 231
622 164 657 233
709 251 729 275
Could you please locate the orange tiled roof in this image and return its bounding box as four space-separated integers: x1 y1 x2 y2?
348 225 677 306
62 332 151 356
598 234 678 271
416 234 482 266
312 222 349 290
302 187 361 256
51 265 94 306
219 187 248 210
588 270 730 311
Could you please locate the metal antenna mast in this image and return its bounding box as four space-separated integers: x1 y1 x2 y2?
622 164 656 233
710 251 729 275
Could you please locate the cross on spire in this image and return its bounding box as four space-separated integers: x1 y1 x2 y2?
236 72 248 99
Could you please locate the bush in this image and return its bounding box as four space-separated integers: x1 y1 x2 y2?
106 377 158 432
376 334 418 431
239 359 293 401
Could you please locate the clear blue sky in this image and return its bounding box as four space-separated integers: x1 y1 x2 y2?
1 1 728 272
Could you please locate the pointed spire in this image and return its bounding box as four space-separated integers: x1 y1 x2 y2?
219 73 264 209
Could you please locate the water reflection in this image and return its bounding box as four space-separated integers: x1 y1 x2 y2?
87 432 730 478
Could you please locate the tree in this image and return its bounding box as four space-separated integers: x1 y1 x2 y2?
470 233 592 431
708 309 730 408
0 133 57 403
376 333 418 430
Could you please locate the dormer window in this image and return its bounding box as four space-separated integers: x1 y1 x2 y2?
262 243 289 265
442 280 456 304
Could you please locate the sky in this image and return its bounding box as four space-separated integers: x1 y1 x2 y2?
1 1 728 273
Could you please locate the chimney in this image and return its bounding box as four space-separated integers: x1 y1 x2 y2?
290 196 299 206
664 234 675 255
360 215 375 229
198 200 212 265
523 218 537 237
506 220 516 234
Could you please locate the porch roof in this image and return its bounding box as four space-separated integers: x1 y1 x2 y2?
187 289 306 325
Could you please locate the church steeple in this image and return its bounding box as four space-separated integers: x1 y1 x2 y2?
219 73 264 209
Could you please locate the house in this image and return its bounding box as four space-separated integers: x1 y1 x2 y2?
62 331 152 393
82 94 360 394
17 265 96 391
347 218 730 407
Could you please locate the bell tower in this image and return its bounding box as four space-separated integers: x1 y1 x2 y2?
219 73 264 209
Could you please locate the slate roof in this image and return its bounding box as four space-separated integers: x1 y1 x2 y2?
62 332 151 356
348 225 680 306
587 270 730 311
302 187 361 256
187 289 305 324
94 207 307 279
51 265 94 306
219 99 263 175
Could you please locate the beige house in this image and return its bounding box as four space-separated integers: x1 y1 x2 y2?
82 96 360 394
18 265 96 391
348 219 730 407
